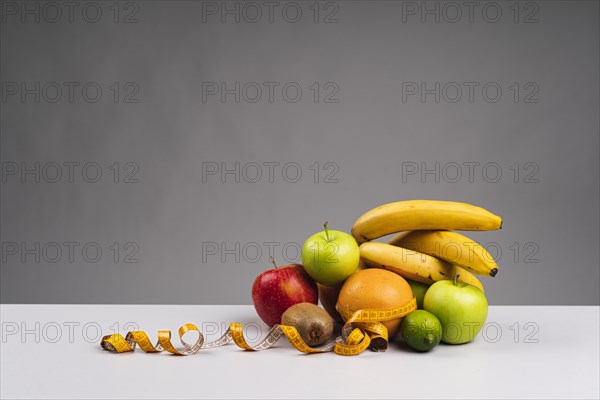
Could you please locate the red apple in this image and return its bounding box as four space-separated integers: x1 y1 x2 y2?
252 260 318 327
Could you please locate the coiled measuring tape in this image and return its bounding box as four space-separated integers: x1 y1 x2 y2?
101 297 416 356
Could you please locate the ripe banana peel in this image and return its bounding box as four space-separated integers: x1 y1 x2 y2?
359 242 485 292
389 230 499 277
351 200 502 244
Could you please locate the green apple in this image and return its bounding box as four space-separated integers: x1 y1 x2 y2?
423 277 488 344
406 279 430 309
301 222 360 286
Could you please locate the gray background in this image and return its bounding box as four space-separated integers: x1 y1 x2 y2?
1 0 598 305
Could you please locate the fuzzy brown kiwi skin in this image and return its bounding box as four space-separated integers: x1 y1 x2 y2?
281 303 334 346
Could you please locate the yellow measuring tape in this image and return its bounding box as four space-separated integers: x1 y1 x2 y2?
101 297 416 356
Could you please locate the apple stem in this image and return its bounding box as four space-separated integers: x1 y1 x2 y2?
454 274 460 286
270 257 278 269
324 221 330 241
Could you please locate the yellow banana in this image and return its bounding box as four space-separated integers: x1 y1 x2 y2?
351 200 502 244
389 231 499 277
359 242 484 292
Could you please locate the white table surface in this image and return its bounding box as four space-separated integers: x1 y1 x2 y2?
1 304 598 399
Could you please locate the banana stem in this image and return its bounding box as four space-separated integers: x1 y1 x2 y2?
324 221 330 241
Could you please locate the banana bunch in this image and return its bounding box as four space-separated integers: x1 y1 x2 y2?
352 200 502 244
352 200 502 289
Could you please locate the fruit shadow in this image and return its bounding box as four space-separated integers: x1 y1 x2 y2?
395 338 470 353
396 340 417 353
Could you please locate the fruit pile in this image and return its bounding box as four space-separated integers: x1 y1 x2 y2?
100 199 501 356
252 200 501 354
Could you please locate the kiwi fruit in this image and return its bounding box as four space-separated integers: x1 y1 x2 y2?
281 303 334 346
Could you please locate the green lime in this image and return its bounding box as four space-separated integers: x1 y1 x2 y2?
400 310 442 352
406 279 430 309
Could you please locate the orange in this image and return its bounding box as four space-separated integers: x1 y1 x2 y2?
337 268 414 337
